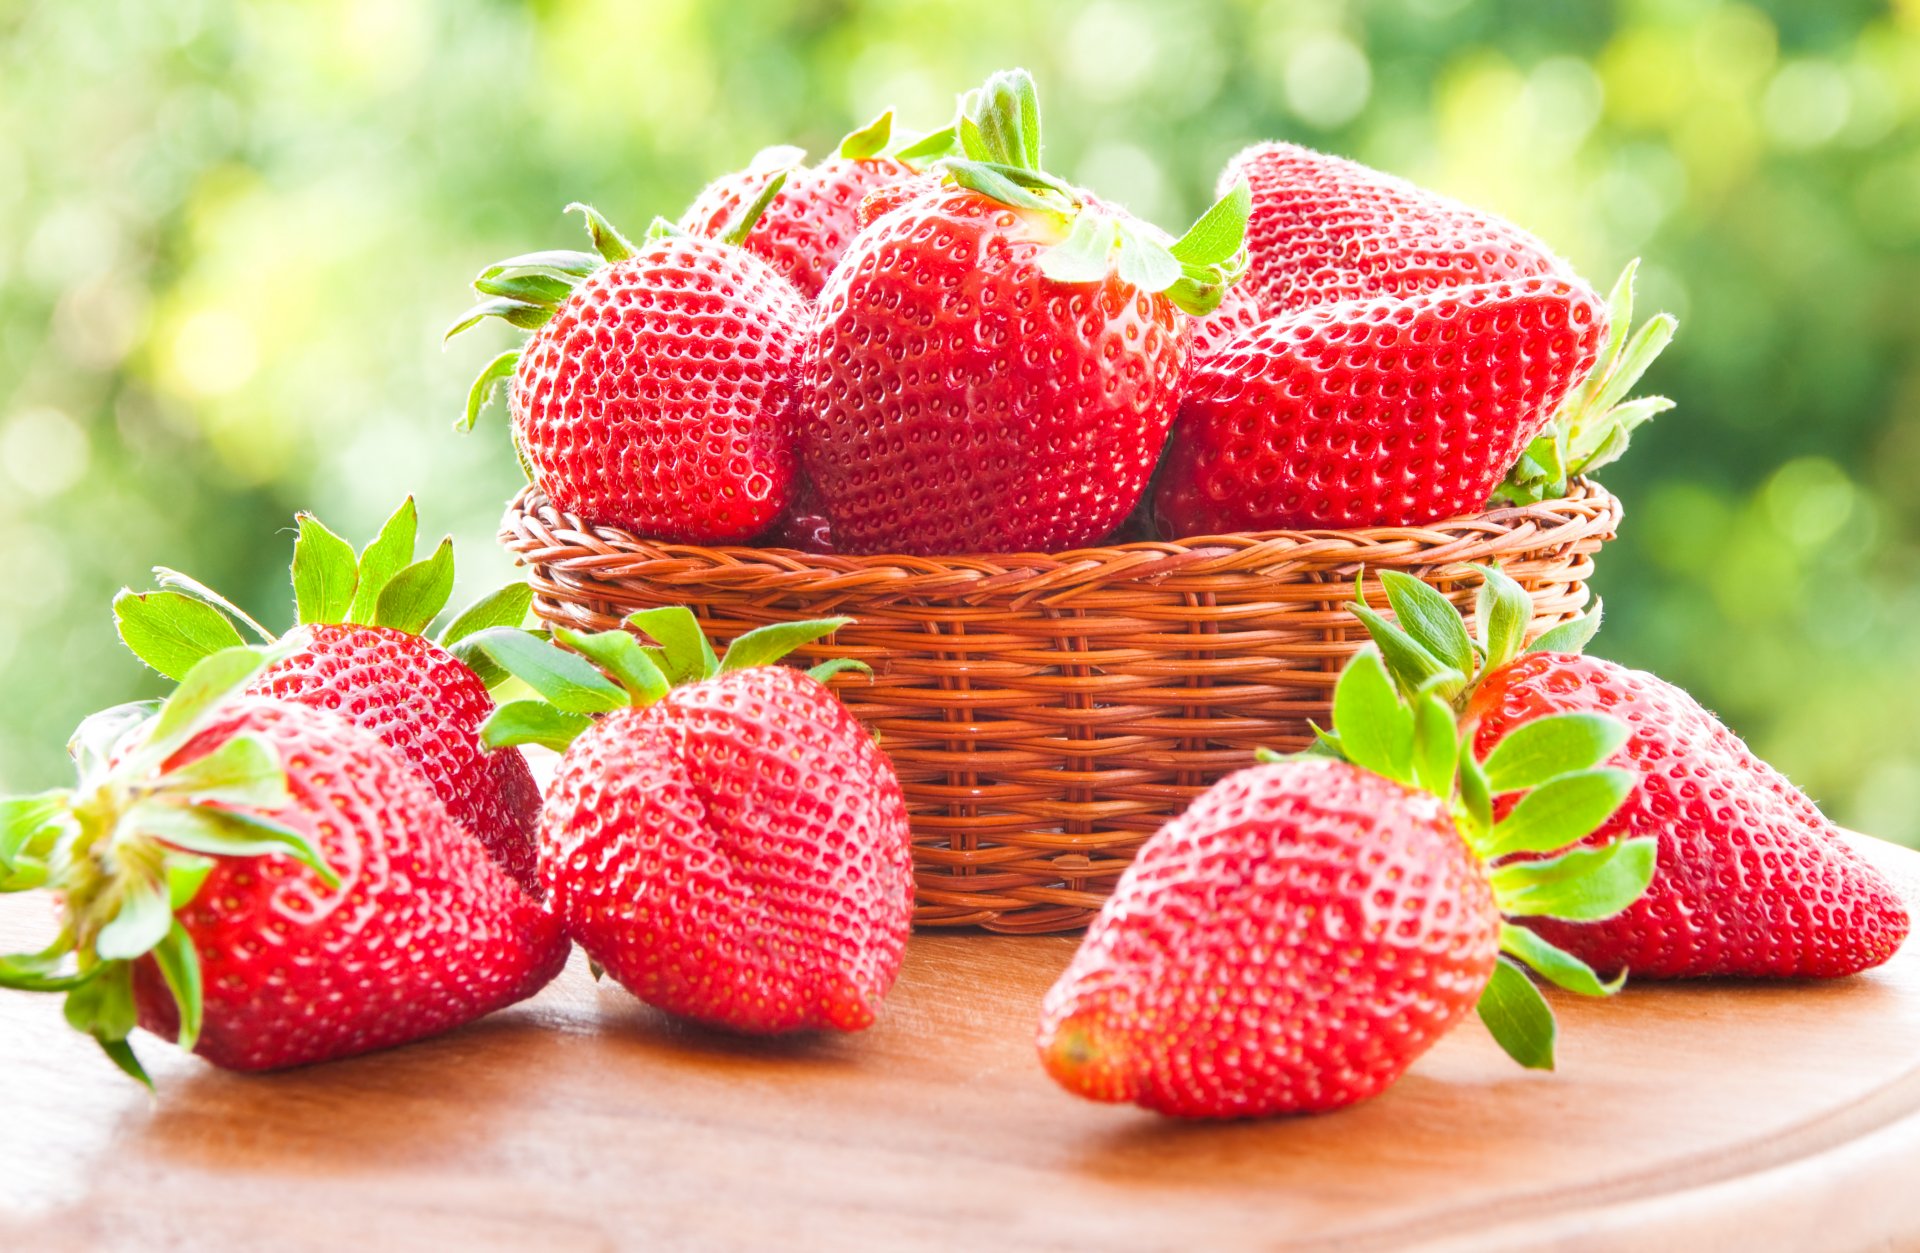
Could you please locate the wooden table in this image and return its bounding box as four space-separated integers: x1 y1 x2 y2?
5 834 1919 1252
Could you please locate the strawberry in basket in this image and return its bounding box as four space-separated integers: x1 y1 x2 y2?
1350 565 1910 979
110 499 544 891
799 68 1253 554
681 109 924 299
473 610 913 1034
448 189 811 543
0 647 567 1082
1038 645 1650 1118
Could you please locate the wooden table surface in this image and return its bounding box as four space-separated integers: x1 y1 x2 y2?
5 834 1919 1252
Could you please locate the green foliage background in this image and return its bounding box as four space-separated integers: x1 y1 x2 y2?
3 0 1918 840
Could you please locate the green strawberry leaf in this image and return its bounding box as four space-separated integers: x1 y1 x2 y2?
1484 767 1635 859
438 582 535 649
475 249 602 284
1528 603 1604 656
150 568 275 642
152 732 291 810
137 646 278 768
719 169 792 248
0 941 89 991
347 498 419 625
1347 599 1461 699
1328 647 1414 786
1169 181 1252 268
151 921 204 1053
1480 715 1632 795
894 125 959 164
1500 924 1624 998
128 799 339 889
1115 222 1183 293
65 966 150 1089
473 269 578 306
1490 835 1657 921
0 792 69 874
624 607 719 685
1472 565 1532 672
165 854 215 909
461 349 521 432
291 514 359 627
372 538 456 636
68 701 161 787
807 658 874 685
838 109 894 160
554 628 669 706
480 700 596 752
1039 211 1120 285
467 627 630 714
566 202 638 264
1457 736 1495 852
113 589 249 683
958 68 1042 171
94 872 171 962
445 297 555 340
718 617 854 675
1380 572 1475 677
1476 956 1557 1071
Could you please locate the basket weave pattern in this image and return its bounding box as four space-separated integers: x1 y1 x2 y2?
501 480 1621 933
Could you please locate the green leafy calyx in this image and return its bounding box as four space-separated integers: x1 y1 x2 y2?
1494 260 1678 506
928 68 1250 316
1 646 342 1085
474 608 865 751
1290 642 1649 1073
113 499 531 686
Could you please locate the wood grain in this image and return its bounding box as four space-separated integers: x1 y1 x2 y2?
3 835 1917 1252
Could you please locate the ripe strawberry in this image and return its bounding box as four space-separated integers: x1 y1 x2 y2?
0 648 567 1082
1351 564 1911 979
449 196 811 543
1224 141 1570 317
1039 645 1651 1118
799 68 1251 554
1153 275 1608 535
111 499 543 892
681 111 921 299
475 610 913 1034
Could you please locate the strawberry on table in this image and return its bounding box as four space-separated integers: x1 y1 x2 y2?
681 110 922 299
449 190 811 543
799 68 1252 555
0 648 568 1083
1351 564 1911 979
1225 140 1572 317
1038 644 1652 1119
110 499 543 893
474 610 913 1035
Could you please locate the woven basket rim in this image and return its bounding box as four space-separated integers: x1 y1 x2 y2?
500 479 1621 595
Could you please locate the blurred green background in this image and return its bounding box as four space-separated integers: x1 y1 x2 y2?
3 0 1918 840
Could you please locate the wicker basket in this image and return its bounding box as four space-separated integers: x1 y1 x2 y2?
500 480 1621 933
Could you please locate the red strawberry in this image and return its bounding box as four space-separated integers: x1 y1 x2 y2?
1153 275 1607 534
681 112 920 298
1224 141 1569 317
799 69 1250 555
450 198 811 543
0 649 567 1081
856 170 943 229
476 610 913 1034
1352 564 1911 980
112 500 543 892
1039 645 1650 1118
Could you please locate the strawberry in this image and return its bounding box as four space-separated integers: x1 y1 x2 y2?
449 194 811 543
681 111 921 299
1351 564 1911 980
1038 644 1652 1118
0 648 567 1082
799 68 1252 555
111 499 543 892
474 610 913 1034
1224 141 1570 317
1152 274 1609 535
758 477 837 553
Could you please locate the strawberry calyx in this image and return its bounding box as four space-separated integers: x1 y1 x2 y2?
1267 640 1650 1071
111 498 533 690
918 67 1251 317
1492 260 1678 506
471 607 864 751
446 178 791 434
0 646 339 1086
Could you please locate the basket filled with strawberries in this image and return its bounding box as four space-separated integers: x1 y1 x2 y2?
456 68 1675 933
